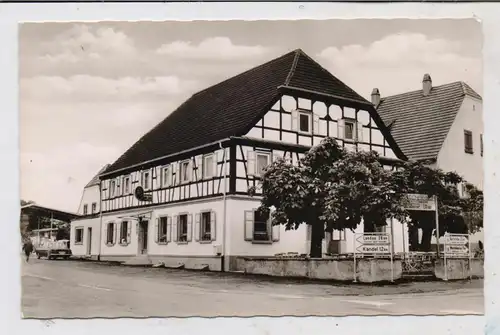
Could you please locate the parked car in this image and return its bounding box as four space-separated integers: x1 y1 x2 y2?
35 239 72 260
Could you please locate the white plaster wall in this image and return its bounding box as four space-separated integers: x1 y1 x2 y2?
436 96 483 189
77 185 100 215
100 197 225 257
226 196 309 256
70 217 101 257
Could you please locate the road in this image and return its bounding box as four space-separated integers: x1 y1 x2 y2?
21 258 484 318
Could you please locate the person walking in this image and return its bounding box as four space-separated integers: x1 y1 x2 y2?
22 239 34 263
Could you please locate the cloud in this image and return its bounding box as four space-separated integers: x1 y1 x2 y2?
38 24 136 64
20 143 121 212
20 75 199 102
156 37 270 60
317 33 482 98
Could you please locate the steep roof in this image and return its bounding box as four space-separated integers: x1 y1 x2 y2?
104 49 372 175
85 164 110 188
376 81 482 161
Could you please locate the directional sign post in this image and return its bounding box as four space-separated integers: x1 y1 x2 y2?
443 233 471 281
353 232 393 282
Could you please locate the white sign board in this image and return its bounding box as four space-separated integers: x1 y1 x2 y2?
356 234 390 245
443 233 470 258
356 245 390 254
401 193 436 211
445 235 468 245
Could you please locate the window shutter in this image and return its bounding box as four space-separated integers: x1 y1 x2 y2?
168 165 173 187
127 221 132 243
154 218 159 243
194 213 201 241
313 113 320 134
113 223 118 245
187 214 193 242
196 156 203 180
291 110 299 131
212 154 218 178
176 163 181 185
172 215 178 242
337 119 345 139
272 223 280 242
217 150 225 178
247 150 256 176
356 122 364 142
166 217 172 242
244 211 254 241
210 211 217 241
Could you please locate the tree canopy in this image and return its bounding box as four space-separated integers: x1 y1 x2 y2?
249 137 483 256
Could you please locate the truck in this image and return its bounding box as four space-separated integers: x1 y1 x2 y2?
34 239 72 260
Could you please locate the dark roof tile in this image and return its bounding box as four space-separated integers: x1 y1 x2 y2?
377 81 482 161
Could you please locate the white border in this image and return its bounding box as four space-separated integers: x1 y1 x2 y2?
2 2 499 334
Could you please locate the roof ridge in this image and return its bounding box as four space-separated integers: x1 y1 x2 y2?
284 49 301 86
380 81 466 101
192 49 296 98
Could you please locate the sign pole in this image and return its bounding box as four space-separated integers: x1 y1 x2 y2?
353 234 357 283
435 196 440 258
468 233 472 281
390 232 394 282
444 233 448 281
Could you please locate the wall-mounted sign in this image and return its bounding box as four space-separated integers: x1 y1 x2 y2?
401 193 436 211
134 186 153 202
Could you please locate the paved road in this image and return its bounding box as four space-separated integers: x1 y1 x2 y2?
21 258 484 318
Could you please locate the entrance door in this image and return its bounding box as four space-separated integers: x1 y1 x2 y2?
87 228 92 256
138 220 149 255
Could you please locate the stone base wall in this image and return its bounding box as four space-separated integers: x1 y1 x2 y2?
99 254 222 271
237 257 403 283
434 258 484 280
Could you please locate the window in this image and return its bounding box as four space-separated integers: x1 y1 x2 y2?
178 214 188 242
201 212 212 241
464 130 473 154
83 204 88 215
253 210 270 241
299 112 311 133
158 216 169 243
256 152 271 176
203 154 214 179
180 161 191 183
480 134 483 156
142 171 151 190
91 203 97 214
119 221 129 245
123 176 131 194
161 165 171 187
110 180 116 197
106 222 115 245
75 228 84 244
344 120 355 140
332 230 346 241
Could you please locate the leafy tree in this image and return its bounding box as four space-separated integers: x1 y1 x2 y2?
392 161 483 251
249 138 407 258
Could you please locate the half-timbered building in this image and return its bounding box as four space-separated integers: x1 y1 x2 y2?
71 49 410 271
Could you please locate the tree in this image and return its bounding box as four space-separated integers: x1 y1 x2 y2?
392 161 483 251
56 223 71 240
250 138 407 258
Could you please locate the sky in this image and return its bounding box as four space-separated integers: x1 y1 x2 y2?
19 19 482 212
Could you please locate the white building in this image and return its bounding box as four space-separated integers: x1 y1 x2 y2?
375 74 483 247
70 49 410 271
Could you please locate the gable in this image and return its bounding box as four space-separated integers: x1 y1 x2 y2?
103 49 375 176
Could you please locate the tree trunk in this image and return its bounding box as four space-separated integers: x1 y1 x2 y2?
310 221 323 258
408 225 420 251
420 227 434 252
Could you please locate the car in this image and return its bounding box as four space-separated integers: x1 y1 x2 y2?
35 239 72 260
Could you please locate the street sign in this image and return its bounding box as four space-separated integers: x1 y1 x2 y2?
445 245 469 254
401 193 436 211
356 245 390 254
445 235 469 245
356 234 390 245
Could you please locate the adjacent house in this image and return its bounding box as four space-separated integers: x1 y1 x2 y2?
374 74 483 246
70 49 410 271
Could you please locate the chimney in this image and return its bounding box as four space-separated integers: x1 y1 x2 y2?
422 73 432 96
371 88 381 106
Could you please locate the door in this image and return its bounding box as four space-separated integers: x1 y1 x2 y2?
87 228 92 256
138 220 149 255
